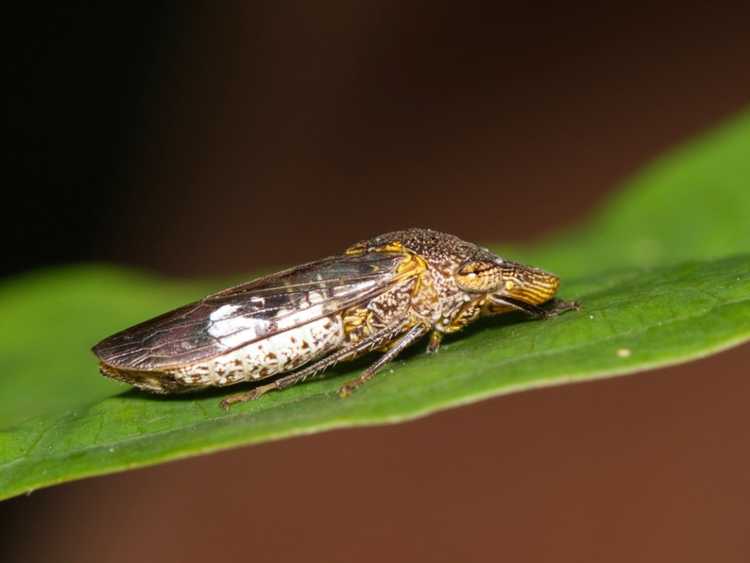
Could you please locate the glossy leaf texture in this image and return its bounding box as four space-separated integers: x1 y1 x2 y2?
2 109 750 500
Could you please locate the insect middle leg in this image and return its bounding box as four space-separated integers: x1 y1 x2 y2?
338 323 429 397
425 330 443 354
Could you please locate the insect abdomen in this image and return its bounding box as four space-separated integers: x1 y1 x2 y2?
104 314 347 393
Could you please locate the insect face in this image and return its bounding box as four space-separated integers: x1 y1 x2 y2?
454 259 506 293
494 262 560 305
455 258 559 305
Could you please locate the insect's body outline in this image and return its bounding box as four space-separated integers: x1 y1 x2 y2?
93 228 578 408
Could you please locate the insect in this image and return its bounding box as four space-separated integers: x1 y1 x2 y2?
93 228 579 410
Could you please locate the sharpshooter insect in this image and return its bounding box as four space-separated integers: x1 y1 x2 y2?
92 228 579 409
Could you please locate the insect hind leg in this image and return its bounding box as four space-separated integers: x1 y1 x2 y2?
219 321 419 410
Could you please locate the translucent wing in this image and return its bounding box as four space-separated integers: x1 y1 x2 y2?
92 252 407 371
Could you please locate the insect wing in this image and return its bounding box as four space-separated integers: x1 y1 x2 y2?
92 252 407 371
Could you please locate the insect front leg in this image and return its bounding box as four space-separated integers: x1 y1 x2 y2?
489 296 580 319
543 298 581 317
339 323 429 397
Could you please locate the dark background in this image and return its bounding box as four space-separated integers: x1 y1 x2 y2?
3 3 750 562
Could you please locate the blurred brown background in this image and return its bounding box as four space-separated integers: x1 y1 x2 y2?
4 3 750 562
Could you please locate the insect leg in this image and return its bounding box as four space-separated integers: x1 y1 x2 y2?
544 298 581 316
338 323 429 397
426 330 443 354
490 296 580 319
219 322 414 410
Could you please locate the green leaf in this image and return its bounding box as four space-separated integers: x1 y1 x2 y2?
2 109 750 500
519 109 750 277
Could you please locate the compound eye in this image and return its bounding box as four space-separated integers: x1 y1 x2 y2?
455 261 501 292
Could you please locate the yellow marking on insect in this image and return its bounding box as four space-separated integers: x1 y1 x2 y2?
394 251 428 295
443 300 483 333
342 307 373 340
348 238 428 297
381 242 405 253
344 243 366 255
346 240 406 256
343 307 369 327
503 272 559 305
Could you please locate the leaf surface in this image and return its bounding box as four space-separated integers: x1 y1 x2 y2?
2 110 750 500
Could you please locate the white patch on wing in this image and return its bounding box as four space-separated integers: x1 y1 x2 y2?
209 312 271 347
177 316 345 386
206 277 378 352
307 290 327 305
209 304 240 321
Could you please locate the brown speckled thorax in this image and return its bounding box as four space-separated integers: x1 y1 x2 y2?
93 228 579 409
